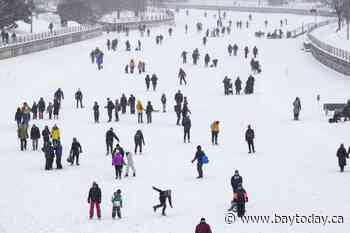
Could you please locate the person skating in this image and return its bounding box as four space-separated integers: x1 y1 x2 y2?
178 68 187 85
88 182 102 219
211 121 220 145
54 88 64 105
233 43 238 56
152 186 173 216
195 218 212 233
18 123 28 151
228 44 233 56
235 185 248 217
134 129 145 154
253 46 258 58
128 95 136 115
75 88 83 108
111 189 123 219
245 125 255 153
244 46 249 59
15 107 22 128
114 99 121 122
42 125 50 146
125 152 136 177
38 97 45 120
182 101 191 118
161 94 167 112
107 39 111 51
42 141 54 170
235 77 242 95
53 98 60 120
222 76 231 95
54 141 63 169
105 98 115 122
112 152 125 180
69 137 82 166
182 115 191 143
181 51 187 64
47 102 53 120
145 74 151 91
30 124 40 151
106 128 120 155
113 144 125 157
31 102 38 120
120 94 128 114
191 145 206 178
146 101 155 124
337 144 348 172
151 74 158 91
136 100 144 123
96 52 104 70
51 124 60 146
204 54 210 67
231 170 243 193
93 102 100 123
175 103 182 126
293 97 301 120
174 90 184 105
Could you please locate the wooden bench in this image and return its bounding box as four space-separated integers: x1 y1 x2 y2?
323 103 346 115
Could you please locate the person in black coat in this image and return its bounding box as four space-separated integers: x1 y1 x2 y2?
182 103 191 119
161 94 167 112
105 98 114 122
245 125 255 153
15 107 22 128
42 141 54 170
235 77 242 95
152 186 173 216
69 137 82 165
31 102 38 120
93 102 99 123
53 98 60 120
54 88 64 105
88 182 102 219
337 144 348 172
233 43 238 56
204 54 210 67
231 170 243 193
174 90 183 105
128 95 136 114
181 51 187 64
191 145 205 178
38 98 45 119
30 124 40 151
253 46 258 58
146 101 155 124
115 99 120 122
42 125 51 146
120 94 128 114
151 74 158 91
106 128 120 155
145 74 151 91
75 89 83 108
178 68 187 85
134 129 145 154
182 115 191 143
175 103 182 126
244 46 249 59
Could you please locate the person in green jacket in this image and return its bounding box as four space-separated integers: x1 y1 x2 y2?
111 189 123 219
18 123 28 151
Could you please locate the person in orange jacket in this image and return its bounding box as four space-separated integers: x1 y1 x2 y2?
210 121 220 145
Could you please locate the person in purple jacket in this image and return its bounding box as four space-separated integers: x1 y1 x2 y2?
112 152 125 180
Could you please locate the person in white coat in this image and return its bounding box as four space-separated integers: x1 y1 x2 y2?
125 151 136 177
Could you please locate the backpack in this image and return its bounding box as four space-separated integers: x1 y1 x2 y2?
201 154 209 164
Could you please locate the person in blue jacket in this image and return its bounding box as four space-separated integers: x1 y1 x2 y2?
191 145 205 178
54 142 63 169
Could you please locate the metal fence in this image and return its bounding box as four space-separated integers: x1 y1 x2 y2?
306 20 350 63
290 19 337 38
0 25 102 48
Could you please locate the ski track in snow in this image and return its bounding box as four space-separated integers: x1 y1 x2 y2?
0 9 349 233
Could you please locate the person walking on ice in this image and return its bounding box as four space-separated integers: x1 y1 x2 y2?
125 151 136 177
111 189 123 219
245 125 255 153
88 182 101 219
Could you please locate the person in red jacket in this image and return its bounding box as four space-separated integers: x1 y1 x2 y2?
195 218 212 233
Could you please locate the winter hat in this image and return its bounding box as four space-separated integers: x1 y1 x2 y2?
197 145 201 150
235 170 239 174
200 218 206 222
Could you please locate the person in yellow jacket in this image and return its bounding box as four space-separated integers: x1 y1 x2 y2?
136 100 144 124
211 121 220 145
51 124 60 145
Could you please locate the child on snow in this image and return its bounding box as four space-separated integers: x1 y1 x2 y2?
111 189 123 219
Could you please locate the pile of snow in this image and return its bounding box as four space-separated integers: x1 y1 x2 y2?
311 22 350 52
13 13 79 35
